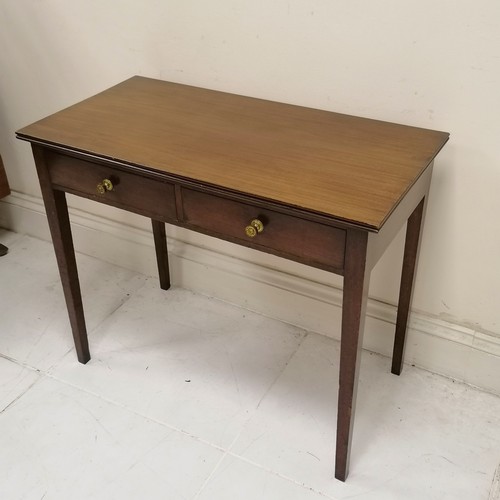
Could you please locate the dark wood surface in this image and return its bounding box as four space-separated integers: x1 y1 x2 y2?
0 155 10 199
151 220 171 291
32 146 90 363
335 229 371 480
17 77 449 482
0 155 11 255
17 76 448 230
181 187 346 273
47 150 177 222
392 198 426 375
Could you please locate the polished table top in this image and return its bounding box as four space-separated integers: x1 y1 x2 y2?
17 76 449 231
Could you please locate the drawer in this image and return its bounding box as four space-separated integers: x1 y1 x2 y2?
182 188 346 272
47 152 177 221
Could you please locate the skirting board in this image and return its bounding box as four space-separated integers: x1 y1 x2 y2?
1 191 499 396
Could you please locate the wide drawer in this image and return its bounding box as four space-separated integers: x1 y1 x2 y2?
47 152 177 221
182 188 346 272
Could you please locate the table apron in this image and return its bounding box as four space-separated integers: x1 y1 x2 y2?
45 149 347 274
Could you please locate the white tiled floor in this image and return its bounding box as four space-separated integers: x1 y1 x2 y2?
1 229 499 500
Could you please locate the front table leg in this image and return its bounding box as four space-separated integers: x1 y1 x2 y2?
335 229 371 481
33 146 90 364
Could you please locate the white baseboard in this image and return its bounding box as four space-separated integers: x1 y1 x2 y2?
1 191 499 396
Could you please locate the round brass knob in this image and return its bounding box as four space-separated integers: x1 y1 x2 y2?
97 178 113 195
245 218 264 238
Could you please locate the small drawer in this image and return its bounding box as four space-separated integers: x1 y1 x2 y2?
182 188 346 272
47 152 177 221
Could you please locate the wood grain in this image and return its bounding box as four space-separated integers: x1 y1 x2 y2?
17 76 449 230
47 150 177 222
182 187 346 272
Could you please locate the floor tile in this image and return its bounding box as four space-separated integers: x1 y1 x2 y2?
0 356 40 412
465 346 500 396
0 376 223 500
0 235 147 370
2 231 500 500
50 282 306 448
0 228 23 249
230 333 500 500
195 455 329 500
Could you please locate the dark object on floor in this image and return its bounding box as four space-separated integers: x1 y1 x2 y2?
0 155 11 256
0 155 10 199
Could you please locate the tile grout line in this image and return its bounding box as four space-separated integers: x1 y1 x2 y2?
44 370 227 453
0 241 150 378
2 348 339 500
79 272 152 336
4 231 499 498
42 275 151 375
217 329 338 499
47 330 315 499
1 263 324 497
0 352 41 371
489 462 500 500
192 331 325 499
225 451 340 500
221 329 342 500
0 374 47 416
6 231 500 396
170 281 500 400
191 432 242 499
45 337 319 500
254 330 309 411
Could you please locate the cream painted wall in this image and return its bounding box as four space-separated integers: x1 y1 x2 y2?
1 0 499 337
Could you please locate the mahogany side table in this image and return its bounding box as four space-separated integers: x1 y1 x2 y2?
17 77 449 480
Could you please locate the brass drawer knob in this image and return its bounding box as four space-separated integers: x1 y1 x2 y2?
245 218 264 238
97 178 113 195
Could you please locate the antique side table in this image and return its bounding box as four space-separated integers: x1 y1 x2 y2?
17 77 449 480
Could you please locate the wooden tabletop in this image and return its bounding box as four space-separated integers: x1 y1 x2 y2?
17 76 449 230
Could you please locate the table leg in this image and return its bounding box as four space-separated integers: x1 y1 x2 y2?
151 219 171 290
391 197 425 375
335 229 371 481
33 146 90 363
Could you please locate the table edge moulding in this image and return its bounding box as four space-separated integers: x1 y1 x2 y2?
16 76 449 481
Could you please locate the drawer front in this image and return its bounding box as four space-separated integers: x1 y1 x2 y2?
182 188 346 272
47 152 177 221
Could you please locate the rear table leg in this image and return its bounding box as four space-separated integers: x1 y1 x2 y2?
151 219 171 290
392 198 426 375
